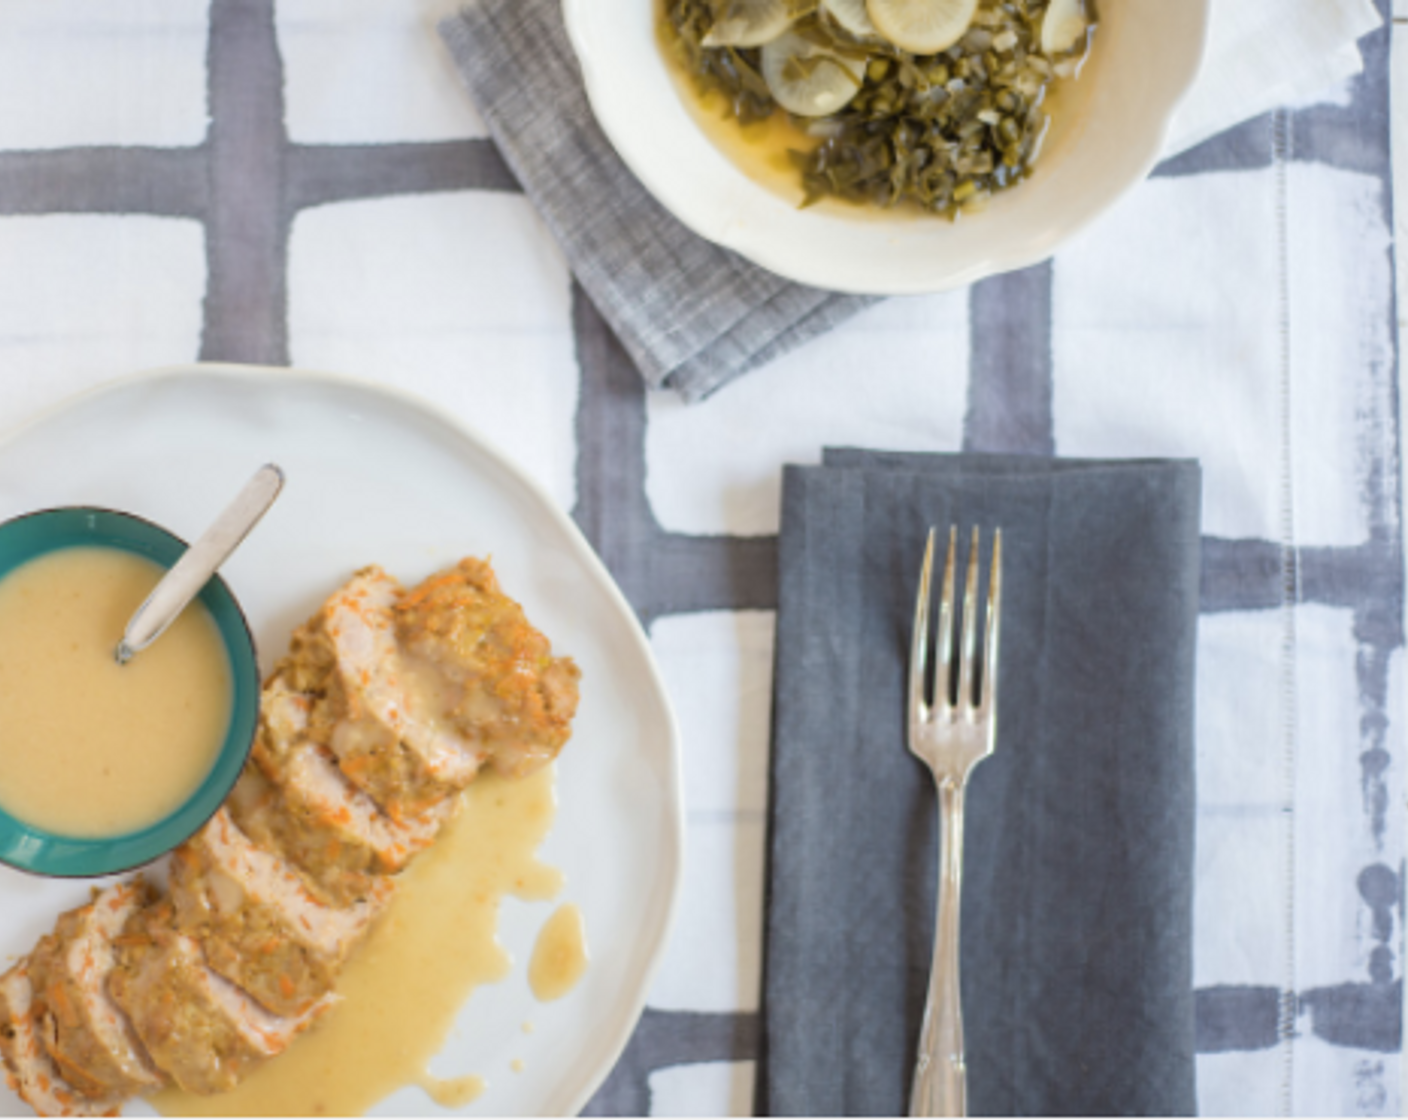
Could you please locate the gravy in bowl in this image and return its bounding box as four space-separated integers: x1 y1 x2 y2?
0 545 231 838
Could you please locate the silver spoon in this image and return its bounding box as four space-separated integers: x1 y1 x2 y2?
115 464 285 665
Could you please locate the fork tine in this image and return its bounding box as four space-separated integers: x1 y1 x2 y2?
909 527 936 726
955 527 981 709
936 526 957 711
980 528 1003 716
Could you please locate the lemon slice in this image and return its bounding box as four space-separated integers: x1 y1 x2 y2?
702 0 798 48
1040 0 1089 56
820 0 879 39
761 30 866 116
865 0 978 54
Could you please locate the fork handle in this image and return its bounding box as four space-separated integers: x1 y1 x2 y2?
910 778 968 1117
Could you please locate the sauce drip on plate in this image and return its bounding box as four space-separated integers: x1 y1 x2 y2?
152 765 565 1117
529 903 590 1002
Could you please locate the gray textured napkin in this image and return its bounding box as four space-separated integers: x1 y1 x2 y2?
437 0 876 402
763 450 1201 1116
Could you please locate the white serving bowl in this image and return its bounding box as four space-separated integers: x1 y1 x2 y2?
563 0 1211 295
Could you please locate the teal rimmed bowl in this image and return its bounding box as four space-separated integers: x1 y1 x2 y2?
0 507 259 878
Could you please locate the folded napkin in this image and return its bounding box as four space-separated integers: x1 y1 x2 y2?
439 0 1380 401
438 2 875 403
763 451 1202 1116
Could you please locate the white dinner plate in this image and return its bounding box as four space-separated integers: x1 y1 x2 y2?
0 363 684 1117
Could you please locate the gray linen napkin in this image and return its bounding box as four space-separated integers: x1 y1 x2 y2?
437 0 876 402
763 450 1201 1116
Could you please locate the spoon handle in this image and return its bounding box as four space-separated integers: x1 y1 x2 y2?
116 464 284 664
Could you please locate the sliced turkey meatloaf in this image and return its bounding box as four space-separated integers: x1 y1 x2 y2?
394 557 581 778
108 904 330 1096
236 676 454 906
0 961 124 1118
225 762 380 909
280 566 481 821
26 882 163 1100
168 809 391 1017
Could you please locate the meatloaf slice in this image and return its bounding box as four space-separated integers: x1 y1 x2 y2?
27 882 163 1100
169 809 391 1016
0 959 126 1117
394 557 581 778
108 905 330 1096
226 762 379 909
291 566 481 820
237 677 454 906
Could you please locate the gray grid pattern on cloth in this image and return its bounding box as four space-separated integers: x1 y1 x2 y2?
0 0 1398 1113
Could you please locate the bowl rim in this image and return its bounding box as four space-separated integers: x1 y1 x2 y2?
563 0 1214 295
0 505 260 879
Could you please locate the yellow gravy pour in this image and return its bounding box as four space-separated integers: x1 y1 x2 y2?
528 903 590 1003
152 765 564 1117
0 546 231 838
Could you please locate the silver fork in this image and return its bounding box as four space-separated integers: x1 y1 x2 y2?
907 526 1003 1117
